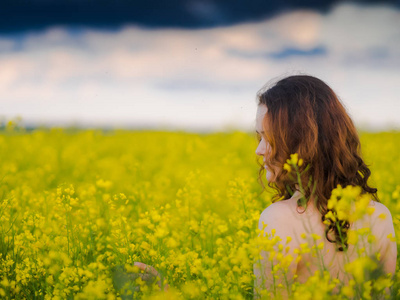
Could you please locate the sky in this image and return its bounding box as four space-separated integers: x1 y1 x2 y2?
1 0 400 131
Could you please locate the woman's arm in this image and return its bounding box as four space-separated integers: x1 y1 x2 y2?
371 203 397 276
253 202 299 299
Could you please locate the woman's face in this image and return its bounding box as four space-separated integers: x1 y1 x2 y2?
255 104 276 182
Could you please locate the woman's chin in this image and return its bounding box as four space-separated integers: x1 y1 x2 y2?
265 170 275 183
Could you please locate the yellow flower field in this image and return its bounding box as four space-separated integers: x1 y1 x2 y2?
0 122 399 299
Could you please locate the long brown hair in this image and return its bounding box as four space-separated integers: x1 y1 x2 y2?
257 74 378 251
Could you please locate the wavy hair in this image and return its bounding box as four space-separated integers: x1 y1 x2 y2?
257 74 378 251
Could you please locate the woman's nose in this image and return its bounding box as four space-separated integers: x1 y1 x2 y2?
255 141 265 156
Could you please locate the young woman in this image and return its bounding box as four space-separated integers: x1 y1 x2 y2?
253 75 397 297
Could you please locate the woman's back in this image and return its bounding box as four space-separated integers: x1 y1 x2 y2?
258 191 397 285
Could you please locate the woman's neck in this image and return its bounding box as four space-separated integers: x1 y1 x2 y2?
291 189 318 213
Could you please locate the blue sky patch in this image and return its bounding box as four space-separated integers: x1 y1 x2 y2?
269 46 327 59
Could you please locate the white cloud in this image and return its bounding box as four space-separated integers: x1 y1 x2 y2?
0 38 14 52
0 3 399 131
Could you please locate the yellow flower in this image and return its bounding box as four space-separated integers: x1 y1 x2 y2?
344 257 377 283
363 281 372 300
317 242 324 250
378 213 387 220
283 163 292 172
0 278 9 287
342 279 355 298
325 211 336 222
387 233 396 242
311 234 321 241
290 153 299 165
373 276 392 293
366 207 375 216
140 241 151 251
347 230 358 245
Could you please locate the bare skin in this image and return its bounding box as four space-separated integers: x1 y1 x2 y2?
133 262 169 291
255 192 396 282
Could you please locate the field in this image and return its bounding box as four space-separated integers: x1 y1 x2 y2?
0 123 399 299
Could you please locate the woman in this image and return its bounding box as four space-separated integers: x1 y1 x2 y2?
253 75 397 298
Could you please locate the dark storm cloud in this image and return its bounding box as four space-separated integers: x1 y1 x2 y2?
1 0 399 34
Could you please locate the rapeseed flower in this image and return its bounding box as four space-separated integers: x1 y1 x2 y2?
0 127 398 299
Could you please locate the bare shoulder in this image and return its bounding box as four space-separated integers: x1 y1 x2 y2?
260 200 291 219
366 201 397 266
258 200 294 231
354 200 395 238
368 200 393 220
